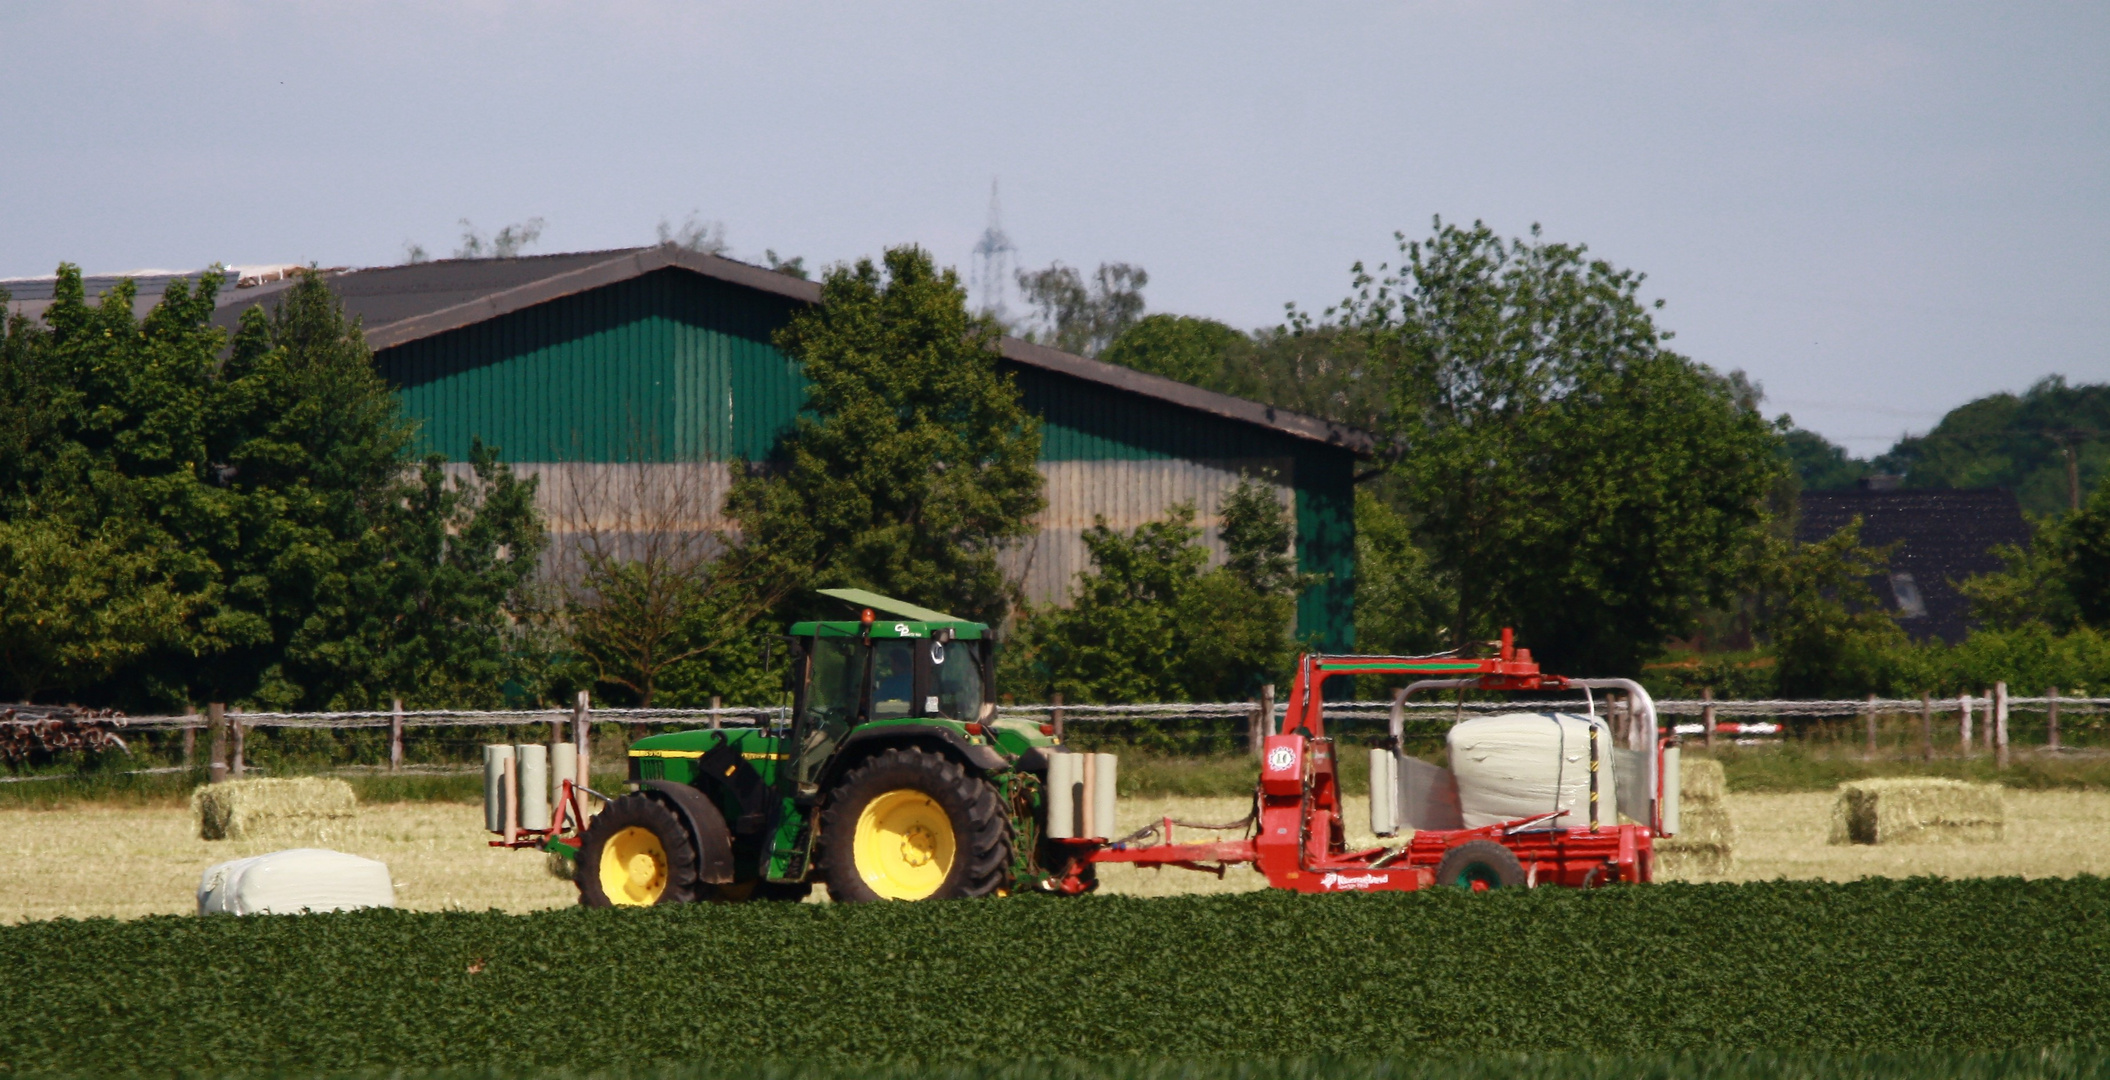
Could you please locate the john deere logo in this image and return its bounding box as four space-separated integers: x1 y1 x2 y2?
1267 746 1296 772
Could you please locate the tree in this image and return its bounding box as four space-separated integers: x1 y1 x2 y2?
1314 219 1781 674
1023 478 1306 704
734 246 1045 624
1755 522 1911 698
1965 480 2110 632
1016 261 1148 356
1875 375 2109 515
0 518 197 702
1099 314 1242 385
560 459 802 707
0 266 549 709
1778 422 1872 491
1352 488 1453 657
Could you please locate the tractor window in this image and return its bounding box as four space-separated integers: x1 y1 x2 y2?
871 640 915 719
808 638 864 726
930 639 983 720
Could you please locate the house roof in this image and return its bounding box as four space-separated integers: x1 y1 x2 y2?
1795 488 2031 644
201 246 1377 456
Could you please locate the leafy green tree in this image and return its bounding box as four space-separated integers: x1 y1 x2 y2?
1755 522 1912 698
0 267 547 709
736 246 1044 624
1964 481 2110 633
1875 375 2108 515
1022 479 1306 703
0 518 198 702
1313 219 1781 674
1779 423 1871 491
1031 508 1207 703
1352 488 1453 657
1099 314 1242 385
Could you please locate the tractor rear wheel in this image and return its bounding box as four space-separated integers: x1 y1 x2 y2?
575 794 700 907
822 746 1011 902
1435 839 1527 892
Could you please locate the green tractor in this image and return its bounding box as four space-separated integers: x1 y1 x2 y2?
571 589 1066 906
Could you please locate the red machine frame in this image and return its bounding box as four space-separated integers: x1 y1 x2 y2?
1050 631 1665 894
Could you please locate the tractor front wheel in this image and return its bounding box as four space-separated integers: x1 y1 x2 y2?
822 746 1011 902
575 794 700 907
1435 839 1527 892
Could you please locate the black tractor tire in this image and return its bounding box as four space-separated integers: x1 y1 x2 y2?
575 793 700 907
1435 839 1528 891
821 746 1012 903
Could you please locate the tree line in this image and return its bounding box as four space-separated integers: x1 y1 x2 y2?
6 217 2100 715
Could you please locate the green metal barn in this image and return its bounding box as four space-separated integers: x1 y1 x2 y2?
211 247 1373 649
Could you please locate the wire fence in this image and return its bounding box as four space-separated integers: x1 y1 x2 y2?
24 694 2110 732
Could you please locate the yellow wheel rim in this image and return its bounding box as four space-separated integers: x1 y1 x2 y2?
598 825 669 906
852 789 956 900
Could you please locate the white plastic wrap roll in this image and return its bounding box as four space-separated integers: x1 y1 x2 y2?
1447 713 1616 830
550 741 578 813
1090 753 1118 839
514 743 550 830
197 849 395 916
1047 753 1081 838
482 744 515 832
1369 748 1399 836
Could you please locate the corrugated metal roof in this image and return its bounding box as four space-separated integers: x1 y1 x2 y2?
203 246 1376 455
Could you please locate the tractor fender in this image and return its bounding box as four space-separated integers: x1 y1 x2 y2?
822 726 1009 792
639 780 736 884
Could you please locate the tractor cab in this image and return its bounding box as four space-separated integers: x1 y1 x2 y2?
789 589 995 730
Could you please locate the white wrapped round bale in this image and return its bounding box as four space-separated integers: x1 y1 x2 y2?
197 848 396 916
1447 712 1615 830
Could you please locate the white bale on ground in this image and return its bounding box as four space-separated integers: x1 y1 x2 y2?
197 848 395 915
1447 712 1616 830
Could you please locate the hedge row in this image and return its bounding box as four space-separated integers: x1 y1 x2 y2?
2 880 2107 1075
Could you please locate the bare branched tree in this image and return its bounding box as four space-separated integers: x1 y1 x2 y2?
553 459 799 708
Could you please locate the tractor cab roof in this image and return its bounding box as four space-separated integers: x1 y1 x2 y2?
790 588 990 640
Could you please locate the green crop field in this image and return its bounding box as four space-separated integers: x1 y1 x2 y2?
2 880 2107 1077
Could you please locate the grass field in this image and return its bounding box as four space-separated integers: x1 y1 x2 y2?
5 787 2109 921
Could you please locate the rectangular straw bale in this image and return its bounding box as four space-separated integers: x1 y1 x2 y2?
191 777 357 841
1656 802 1735 876
1827 777 2003 846
1680 757 1728 805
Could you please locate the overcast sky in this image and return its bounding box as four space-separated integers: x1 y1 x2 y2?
3 3 2103 456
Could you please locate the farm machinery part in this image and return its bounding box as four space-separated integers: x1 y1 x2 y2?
483 594 1679 903
1043 629 1678 893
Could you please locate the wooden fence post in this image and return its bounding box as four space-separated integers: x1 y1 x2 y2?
709 695 722 731
1959 692 1973 752
207 703 227 783
390 698 404 773
2048 687 2062 750
230 709 245 778
1702 687 1716 749
1258 684 1276 759
573 690 591 787
1919 693 1933 763
1051 692 1065 742
1865 693 1879 757
1994 682 2010 769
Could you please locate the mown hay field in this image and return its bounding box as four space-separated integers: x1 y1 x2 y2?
5 788 2110 921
